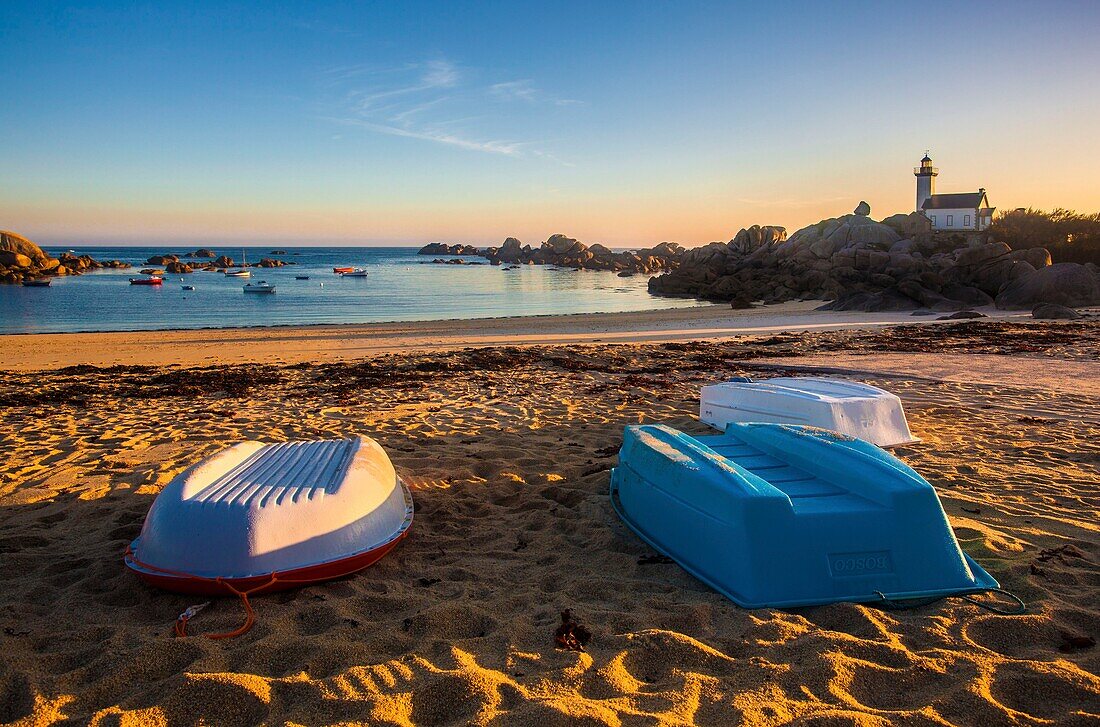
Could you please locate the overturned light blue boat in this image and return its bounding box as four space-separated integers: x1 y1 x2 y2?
609 423 997 609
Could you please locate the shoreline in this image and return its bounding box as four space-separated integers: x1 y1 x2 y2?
0 301 1038 371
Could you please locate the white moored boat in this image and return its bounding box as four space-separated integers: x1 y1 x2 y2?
700 377 919 448
243 281 275 293
125 436 413 595
340 268 369 277
224 249 251 277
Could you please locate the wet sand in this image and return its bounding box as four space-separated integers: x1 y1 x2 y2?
0 321 1097 725
0 301 1040 371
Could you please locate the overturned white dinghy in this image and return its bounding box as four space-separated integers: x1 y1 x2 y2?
126 436 413 596
700 377 919 448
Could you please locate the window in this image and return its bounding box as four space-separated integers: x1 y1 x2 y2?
947 214 954 226
964 214 971 227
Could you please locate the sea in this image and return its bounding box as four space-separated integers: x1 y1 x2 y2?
0 246 705 334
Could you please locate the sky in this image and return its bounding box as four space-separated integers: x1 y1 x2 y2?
2 1 1099 248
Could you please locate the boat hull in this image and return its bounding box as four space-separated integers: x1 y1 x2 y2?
701 377 919 447
610 423 996 609
125 437 413 595
126 497 411 595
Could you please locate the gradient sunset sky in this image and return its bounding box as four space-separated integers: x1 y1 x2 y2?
2 1 1098 247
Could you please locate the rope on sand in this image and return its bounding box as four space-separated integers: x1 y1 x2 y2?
873 588 1027 615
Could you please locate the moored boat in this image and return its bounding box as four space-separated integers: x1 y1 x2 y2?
21 278 51 287
243 281 275 293
182 285 195 290
295 275 310 280
129 276 164 285
333 266 354 274
610 422 1002 609
225 249 251 277
340 268 369 277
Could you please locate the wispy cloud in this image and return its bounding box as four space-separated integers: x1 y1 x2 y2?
489 79 582 107
489 79 538 102
328 116 527 156
421 59 459 88
322 59 577 160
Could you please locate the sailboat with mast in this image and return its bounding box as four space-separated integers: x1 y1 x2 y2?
224 249 251 278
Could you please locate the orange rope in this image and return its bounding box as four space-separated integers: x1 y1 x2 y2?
125 545 307 639
125 541 392 639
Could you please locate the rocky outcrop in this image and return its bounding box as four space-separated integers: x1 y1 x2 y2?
994 263 1100 309
184 248 217 258
212 255 234 268
648 207 1100 311
494 237 527 263
166 261 193 274
253 258 286 268
0 230 128 283
418 242 480 256
479 235 683 273
145 254 179 265
881 212 933 241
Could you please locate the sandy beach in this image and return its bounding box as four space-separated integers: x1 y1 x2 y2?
1 316 1098 725
0 301 1042 371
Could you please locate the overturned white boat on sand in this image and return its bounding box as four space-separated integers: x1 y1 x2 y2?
126 436 413 595
700 377 919 448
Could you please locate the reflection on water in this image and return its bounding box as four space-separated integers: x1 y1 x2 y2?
0 247 704 334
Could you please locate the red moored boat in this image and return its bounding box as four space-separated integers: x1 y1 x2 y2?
333 266 354 274
129 276 164 285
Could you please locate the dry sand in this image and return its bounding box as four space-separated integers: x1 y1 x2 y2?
1 320 1098 725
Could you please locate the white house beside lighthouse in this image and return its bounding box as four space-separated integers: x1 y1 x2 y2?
914 153 995 231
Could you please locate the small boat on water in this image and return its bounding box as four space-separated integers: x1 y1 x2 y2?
700 377 919 448
129 276 164 286
21 279 51 287
333 266 354 274
225 249 251 277
340 268 369 277
295 275 310 280
182 285 195 291
125 436 413 596
610 423 1002 609
244 281 275 293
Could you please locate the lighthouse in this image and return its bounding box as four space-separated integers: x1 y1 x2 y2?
914 152 938 211
912 153 995 231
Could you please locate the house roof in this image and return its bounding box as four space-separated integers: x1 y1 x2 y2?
922 192 987 210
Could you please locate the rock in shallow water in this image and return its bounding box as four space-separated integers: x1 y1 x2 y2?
1031 303 1082 320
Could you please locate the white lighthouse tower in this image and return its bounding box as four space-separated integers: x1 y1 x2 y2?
914 152 938 211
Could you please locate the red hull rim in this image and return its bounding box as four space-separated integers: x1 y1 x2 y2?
125 479 414 595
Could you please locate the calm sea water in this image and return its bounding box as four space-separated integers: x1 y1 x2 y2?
0 246 703 334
